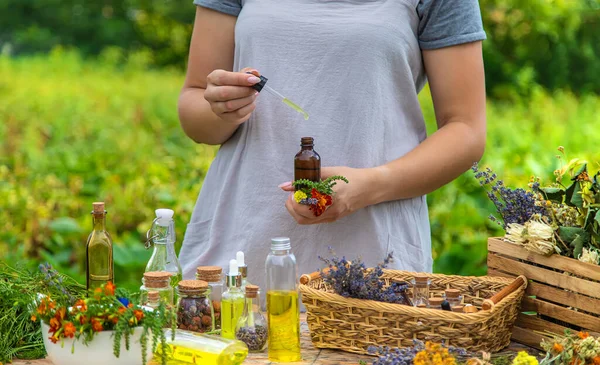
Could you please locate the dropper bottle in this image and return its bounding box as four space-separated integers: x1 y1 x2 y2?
221 259 246 339
246 72 309 120
236 251 252 291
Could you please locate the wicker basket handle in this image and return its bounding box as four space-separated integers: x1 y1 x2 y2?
300 269 325 285
481 275 527 311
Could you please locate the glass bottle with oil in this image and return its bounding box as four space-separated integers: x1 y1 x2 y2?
294 137 320 191
221 259 245 339
86 202 114 291
265 237 301 362
156 329 248 365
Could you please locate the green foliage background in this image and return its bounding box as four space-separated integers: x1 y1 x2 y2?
0 0 599 291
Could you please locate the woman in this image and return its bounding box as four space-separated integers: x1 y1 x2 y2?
177 0 487 294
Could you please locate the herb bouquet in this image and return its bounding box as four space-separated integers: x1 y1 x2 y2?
292 175 348 216
473 147 600 265
29 264 175 365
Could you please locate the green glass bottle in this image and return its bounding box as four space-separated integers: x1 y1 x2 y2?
86 202 114 291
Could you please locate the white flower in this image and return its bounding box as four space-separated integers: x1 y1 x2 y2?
503 217 559 256
578 247 600 265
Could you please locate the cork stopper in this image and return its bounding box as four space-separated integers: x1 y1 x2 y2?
196 266 223 282
178 280 209 295
445 289 461 298
451 305 465 313
463 306 479 313
92 202 105 214
428 297 444 307
413 275 430 286
143 271 172 288
245 284 259 298
417 303 428 308
147 291 160 301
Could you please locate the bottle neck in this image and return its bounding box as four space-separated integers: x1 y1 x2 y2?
270 248 291 255
92 213 106 230
300 144 314 151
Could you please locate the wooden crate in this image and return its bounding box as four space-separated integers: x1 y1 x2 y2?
487 237 600 350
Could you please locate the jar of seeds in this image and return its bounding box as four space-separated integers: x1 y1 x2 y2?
196 266 223 330
176 280 214 333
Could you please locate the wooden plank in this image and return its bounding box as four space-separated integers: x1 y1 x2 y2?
487 268 517 279
488 238 600 282
516 314 568 334
527 282 600 316
511 326 547 350
521 297 600 331
487 254 600 299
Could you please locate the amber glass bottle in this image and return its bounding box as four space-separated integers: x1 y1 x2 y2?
86 202 114 291
294 137 320 191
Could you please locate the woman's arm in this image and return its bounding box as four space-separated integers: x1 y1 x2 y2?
282 41 486 224
178 7 259 145
370 41 486 204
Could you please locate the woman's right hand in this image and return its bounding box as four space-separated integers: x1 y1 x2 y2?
204 68 262 125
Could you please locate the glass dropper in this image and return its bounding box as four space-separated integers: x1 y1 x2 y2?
247 73 309 120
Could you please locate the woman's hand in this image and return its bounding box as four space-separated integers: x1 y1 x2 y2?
279 166 380 225
204 68 262 125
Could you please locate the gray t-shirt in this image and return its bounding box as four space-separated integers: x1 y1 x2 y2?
180 0 486 296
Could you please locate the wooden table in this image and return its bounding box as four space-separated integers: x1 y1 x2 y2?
13 314 538 365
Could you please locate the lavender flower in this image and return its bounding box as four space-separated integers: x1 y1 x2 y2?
367 340 470 365
318 249 410 305
472 162 548 228
299 198 318 205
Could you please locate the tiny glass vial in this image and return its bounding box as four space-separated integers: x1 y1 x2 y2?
145 290 161 309
428 297 444 310
444 289 463 308
196 266 223 330
236 285 268 353
411 274 430 307
140 271 174 307
176 280 214 333
294 137 321 191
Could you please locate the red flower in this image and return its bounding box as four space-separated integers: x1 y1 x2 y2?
49 333 59 344
91 318 103 332
104 282 116 296
49 318 61 331
63 322 76 338
79 315 88 325
309 188 333 217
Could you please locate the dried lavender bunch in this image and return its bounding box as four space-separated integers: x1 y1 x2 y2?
318 249 410 304
366 340 469 365
471 162 548 228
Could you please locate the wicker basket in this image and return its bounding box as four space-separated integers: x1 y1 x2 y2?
299 269 527 355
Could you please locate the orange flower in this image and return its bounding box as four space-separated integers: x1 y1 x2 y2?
73 299 87 312
63 322 76 338
104 282 116 296
91 318 103 332
127 303 133 308
54 307 66 321
118 306 127 314
49 317 60 331
79 315 88 325
577 331 589 339
309 189 333 216
31 315 37 322
552 343 564 353
593 356 600 365
134 310 144 321
49 333 59 344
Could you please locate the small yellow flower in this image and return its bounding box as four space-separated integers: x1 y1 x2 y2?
293 190 307 203
558 146 564 153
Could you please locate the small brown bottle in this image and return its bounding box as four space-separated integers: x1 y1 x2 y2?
294 137 320 190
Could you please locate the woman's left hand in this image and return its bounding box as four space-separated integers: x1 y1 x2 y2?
279 166 378 225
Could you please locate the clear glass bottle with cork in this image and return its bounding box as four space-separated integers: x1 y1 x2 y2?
221 259 245 339
145 209 182 288
86 202 114 291
411 274 430 307
236 284 267 353
428 297 444 310
140 271 174 307
196 266 223 330
176 280 214 333
265 237 301 362
444 289 463 309
294 137 320 191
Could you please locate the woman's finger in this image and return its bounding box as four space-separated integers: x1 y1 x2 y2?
221 100 256 122
207 69 261 87
205 85 257 102
212 93 257 114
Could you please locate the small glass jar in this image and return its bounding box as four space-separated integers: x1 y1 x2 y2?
411 275 430 307
140 271 174 307
451 305 465 313
196 266 223 329
428 297 444 310
236 285 268 352
176 280 214 333
145 290 161 309
444 289 463 308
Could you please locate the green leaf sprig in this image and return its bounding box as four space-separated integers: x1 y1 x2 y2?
292 175 349 195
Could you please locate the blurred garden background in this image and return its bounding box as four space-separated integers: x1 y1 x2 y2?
1 0 599 292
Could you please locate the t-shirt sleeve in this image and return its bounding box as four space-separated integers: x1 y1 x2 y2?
416 0 487 50
193 0 242 17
